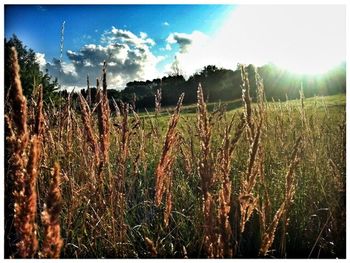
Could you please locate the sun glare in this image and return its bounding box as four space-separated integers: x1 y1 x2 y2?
214 5 345 76
277 56 341 75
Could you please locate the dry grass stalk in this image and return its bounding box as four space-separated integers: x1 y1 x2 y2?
215 114 245 257
145 108 159 139
197 84 213 195
238 65 265 234
203 192 215 257
8 47 28 142
196 84 219 257
120 103 129 164
15 136 41 258
163 178 173 227
34 84 44 137
97 66 110 164
63 92 73 153
180 119 196 176
8 47 39 258
95 77 101 104
102 61 107 93
112 97 121 117
180 143 193 176
259 136 302 256
217 181 232 257
87 75 92 107
130 109 145 177
154 93 184 226
78 93 100 165
5 114 15 144
182 245 188 258
111 102 130 250
144 237 158 257
40 162 64 258
131 92 137 111
240 65 254 143
328 159 344 192
154 93 184 206
155 88 162 117
239 119 262 234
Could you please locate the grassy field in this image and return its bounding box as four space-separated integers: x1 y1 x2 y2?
5 49 346 258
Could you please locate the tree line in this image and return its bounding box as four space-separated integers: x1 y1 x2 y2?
79 63 345 111
5 35 346 112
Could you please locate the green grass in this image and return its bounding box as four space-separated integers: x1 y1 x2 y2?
139 94 345 126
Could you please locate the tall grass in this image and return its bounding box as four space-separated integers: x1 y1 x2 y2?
4 47 346 258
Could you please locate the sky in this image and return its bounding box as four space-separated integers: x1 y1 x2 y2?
5 4 346 90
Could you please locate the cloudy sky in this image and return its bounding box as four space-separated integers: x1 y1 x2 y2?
5 5 346 90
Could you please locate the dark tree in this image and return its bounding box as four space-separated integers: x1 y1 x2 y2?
5 34 59 102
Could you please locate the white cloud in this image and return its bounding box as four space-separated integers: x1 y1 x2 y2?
165 43 172 51
102 26 156 47
165 31 210 75
163 21 170 26
46 27 163 90
166 32 208 53
140 32 148 39
167 5 345 76
35 52 47 72
61 62 78 77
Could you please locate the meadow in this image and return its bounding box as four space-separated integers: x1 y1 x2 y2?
5 47 346 258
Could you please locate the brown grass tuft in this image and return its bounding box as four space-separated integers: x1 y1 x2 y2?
40 162 64 258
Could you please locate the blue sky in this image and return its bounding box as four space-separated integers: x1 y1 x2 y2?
5 5 235 87
6 5 234 60
5 5 346 90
